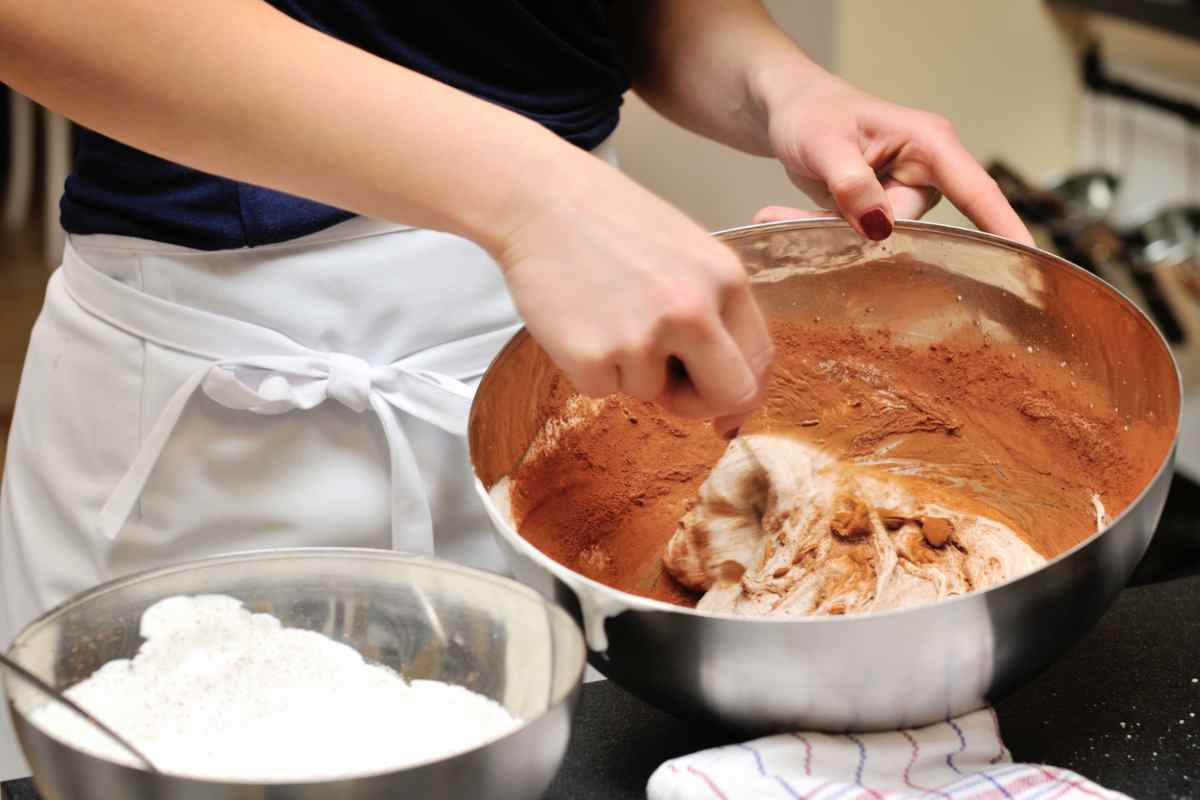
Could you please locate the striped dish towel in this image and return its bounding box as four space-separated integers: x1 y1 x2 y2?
647 709 1128 800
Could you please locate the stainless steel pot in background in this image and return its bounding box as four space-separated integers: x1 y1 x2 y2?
469 219 1181 735
1127 205 1200 347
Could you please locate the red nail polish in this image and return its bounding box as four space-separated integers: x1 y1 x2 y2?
722 426 740 441
860 209 892 241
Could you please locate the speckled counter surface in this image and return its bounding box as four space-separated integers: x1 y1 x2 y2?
5 475 1199 800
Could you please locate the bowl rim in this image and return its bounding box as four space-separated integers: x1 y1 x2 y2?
4 546 587 785
475 217 1184 627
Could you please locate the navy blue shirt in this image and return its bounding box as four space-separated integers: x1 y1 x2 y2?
60 1 629 250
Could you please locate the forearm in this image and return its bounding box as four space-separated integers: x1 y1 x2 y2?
0 0 590 254
611 0 825 157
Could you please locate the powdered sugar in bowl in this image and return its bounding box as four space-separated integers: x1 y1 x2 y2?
3 548 584 799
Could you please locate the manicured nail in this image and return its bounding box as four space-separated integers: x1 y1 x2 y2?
722 426 740 441
860 209 892 241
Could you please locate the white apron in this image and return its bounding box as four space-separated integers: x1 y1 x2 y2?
0 135 615 779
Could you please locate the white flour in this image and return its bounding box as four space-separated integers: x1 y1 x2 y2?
27 595 519 781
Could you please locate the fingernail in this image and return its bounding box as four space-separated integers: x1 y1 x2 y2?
722 426 740 441
860 209 892 241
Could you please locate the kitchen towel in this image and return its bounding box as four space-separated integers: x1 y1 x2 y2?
647 708 1128 800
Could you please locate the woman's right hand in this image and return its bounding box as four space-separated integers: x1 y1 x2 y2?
0 0 766 437
495 155 775 437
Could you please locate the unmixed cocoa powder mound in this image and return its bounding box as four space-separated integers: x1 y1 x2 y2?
509 320 1173 607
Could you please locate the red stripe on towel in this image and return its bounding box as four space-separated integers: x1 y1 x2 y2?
790 733 814 776
686 765 729 800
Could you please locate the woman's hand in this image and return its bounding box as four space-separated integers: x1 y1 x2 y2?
609 1 1031 245
751 69 1033 245
496 153 774 437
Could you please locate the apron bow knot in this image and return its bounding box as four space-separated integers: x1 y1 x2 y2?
199 354 385 416
326 352 377 413
61 240 520 552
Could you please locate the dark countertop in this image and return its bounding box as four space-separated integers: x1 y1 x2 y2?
5 474 1200 800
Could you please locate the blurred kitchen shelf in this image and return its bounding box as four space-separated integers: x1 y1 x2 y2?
1049 0 1200 43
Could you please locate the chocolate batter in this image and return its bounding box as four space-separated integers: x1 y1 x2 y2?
506 321 1170 609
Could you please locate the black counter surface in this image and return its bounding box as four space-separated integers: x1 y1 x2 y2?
5 474 1200 800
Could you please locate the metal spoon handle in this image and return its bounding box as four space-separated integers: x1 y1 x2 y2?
0 652 160 773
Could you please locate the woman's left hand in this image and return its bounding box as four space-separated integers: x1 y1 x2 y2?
752 72 1034 246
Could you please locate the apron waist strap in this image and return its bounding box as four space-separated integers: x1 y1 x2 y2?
61 238 521 550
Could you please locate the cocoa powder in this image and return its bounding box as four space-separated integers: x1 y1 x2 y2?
509 320 1172 607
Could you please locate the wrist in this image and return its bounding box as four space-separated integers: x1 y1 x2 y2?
745 49 843 153
464 130 608 269
448 123 592 262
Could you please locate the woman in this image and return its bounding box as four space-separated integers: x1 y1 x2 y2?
0 0 1030 777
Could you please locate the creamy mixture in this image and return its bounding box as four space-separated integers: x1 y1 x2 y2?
663 435 1054 616
28 595 519 781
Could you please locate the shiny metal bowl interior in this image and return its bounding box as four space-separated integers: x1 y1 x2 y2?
469 219 1181 735
4 548 585 800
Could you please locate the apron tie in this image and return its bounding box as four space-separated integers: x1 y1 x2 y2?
60 238 520 554
97 352 479 551
326 353 376 412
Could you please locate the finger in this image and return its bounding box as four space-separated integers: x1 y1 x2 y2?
721 280 775 391
786 175 838 210
752 205 835 224
568 359 620 398
882 182 941 220
713 409 754 440
692 282 774 439
658 324 760 423
924 138 1035 245
615 351 668 402
801 136 894 241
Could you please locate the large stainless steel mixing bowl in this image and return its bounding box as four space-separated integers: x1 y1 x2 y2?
3 549 585 799
469 219 1181 735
